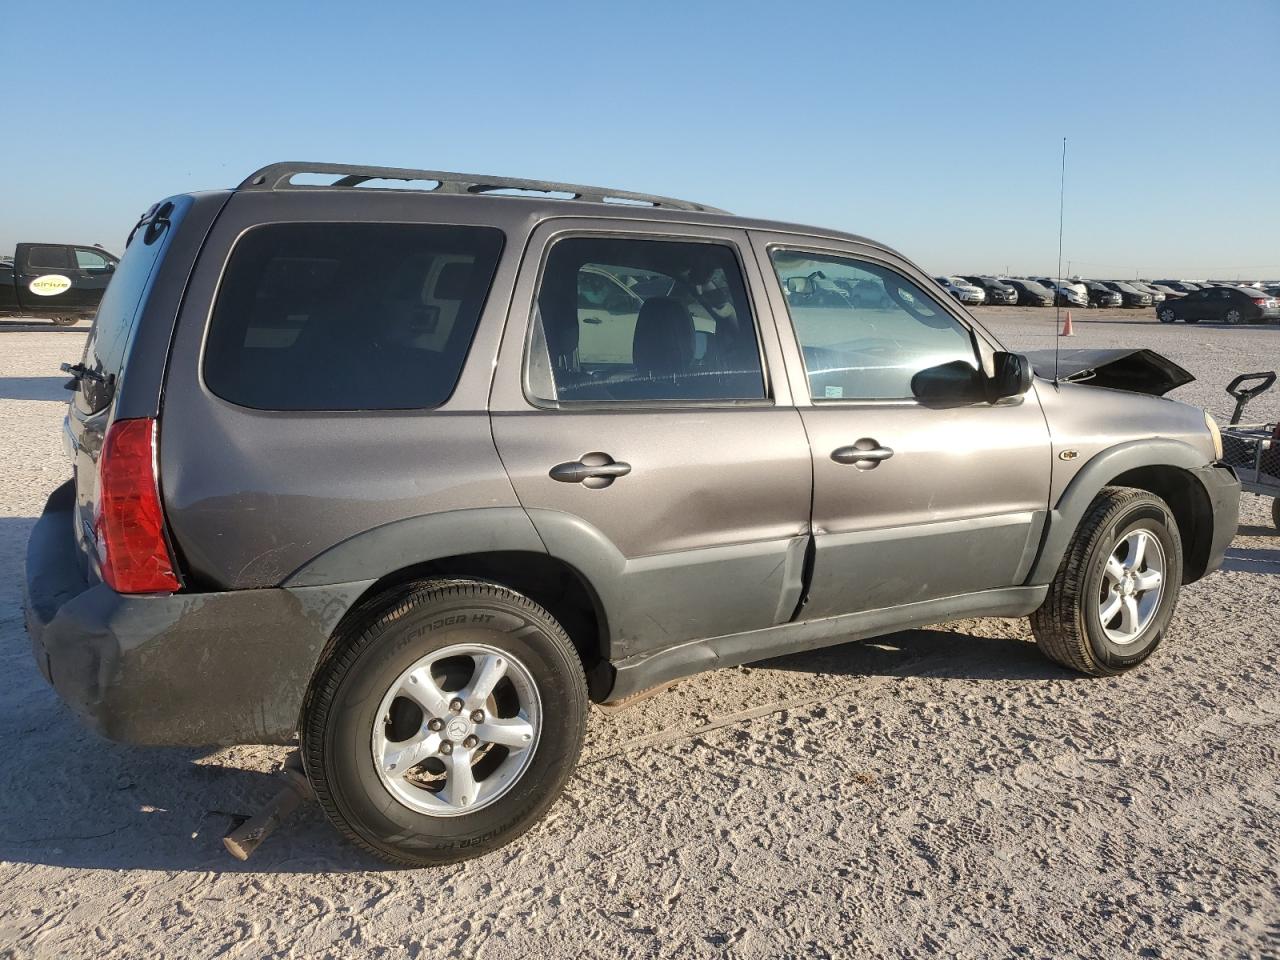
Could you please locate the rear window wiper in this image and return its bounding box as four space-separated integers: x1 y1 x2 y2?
60 362 113 390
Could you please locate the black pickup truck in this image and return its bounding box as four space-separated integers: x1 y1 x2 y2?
0 242 119 325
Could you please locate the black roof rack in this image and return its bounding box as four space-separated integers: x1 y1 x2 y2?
238 162 727 213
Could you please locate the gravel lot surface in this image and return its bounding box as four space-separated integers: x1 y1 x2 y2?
1 310 1278 959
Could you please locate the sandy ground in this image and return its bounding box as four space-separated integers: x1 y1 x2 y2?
1 310 1278 959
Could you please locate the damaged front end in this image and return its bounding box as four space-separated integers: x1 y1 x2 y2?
1024 348 1195 397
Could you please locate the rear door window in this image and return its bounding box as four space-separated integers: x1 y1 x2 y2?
527 236 766 403
26 245 74 269
203 223 504 410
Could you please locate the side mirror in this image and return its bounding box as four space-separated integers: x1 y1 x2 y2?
910 352 1034 406
911 360 985 405
987 351 1033 401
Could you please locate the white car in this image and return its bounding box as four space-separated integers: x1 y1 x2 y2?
1036 278 1089 307
934 276 986 305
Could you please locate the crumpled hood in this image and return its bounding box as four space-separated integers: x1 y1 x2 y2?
1023 348 1194 396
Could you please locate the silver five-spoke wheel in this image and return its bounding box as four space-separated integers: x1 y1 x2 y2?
372 643 541 817
1098 529 1165 645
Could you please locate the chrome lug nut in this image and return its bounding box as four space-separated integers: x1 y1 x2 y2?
427 718 444 732
449 698 464 713
470 710 484 723
463 735 479 749
440 741 453 755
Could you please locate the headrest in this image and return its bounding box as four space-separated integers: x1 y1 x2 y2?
435 261 472 300
632 296 694 377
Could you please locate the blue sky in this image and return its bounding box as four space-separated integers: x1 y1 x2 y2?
3 0 1277 279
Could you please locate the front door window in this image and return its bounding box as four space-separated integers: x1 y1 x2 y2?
768 250 977 401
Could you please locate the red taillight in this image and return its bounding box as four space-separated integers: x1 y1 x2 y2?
1252 298 1266 307
94 417 180 594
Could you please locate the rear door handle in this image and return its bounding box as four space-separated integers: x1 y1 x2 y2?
831 441 894 470
550 452 631 488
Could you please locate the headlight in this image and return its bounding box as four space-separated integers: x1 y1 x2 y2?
1204 409 1223 460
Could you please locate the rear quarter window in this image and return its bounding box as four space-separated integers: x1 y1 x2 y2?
203 223 504 410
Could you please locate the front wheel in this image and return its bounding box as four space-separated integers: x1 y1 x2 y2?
302 580 588 867
1031 487 1183 676
1158 308 1177 324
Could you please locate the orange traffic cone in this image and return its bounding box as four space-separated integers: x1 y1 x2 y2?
1061 310 1074 336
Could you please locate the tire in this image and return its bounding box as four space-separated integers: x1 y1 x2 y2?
302 580 588 867
1272 498 1280 530
1031 487 1183 676
51 316 78 326
1158 308 1177 324
1226 308 1243 325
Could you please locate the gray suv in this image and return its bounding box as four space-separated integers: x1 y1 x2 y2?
25 162 1239 866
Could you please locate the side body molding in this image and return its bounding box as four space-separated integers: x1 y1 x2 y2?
1025 438 1210 585
282 507 548 587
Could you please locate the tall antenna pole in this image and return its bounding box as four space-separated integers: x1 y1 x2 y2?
1053 137 1067 385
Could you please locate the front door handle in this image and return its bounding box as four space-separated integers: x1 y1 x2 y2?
831 440 894 470
550 452 632 488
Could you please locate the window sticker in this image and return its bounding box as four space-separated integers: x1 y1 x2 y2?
824 385 844 399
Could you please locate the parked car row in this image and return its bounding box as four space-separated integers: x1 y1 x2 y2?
930 274 1279 323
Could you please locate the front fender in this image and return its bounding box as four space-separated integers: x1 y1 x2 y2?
1025 438 1211 585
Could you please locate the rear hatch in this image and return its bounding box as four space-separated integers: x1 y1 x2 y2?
64 198 194 582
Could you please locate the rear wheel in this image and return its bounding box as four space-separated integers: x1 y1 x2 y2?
1031 487 1182 676
302 580 588 867
1158 308 1177 323
1226 308 1243 325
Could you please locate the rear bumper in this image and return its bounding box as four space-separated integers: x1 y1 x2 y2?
1195 461 1240 579
25 481 370 746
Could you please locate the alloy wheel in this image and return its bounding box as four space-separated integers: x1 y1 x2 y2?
371 643 542 817
1098 529 1165 645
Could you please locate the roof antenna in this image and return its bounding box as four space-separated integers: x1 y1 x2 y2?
1053 137 1067 386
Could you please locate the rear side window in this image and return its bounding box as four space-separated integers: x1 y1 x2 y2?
204 223 504 410
27 245 73 269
